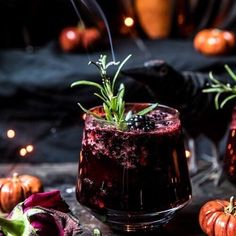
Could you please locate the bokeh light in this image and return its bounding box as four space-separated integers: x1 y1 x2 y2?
7 129 15 139
26 145 34 152
185 150 191 159
19 148 27 157
124 17 134 27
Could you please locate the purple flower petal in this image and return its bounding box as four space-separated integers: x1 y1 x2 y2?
23 190 70 213
28 207 83 236
0 231 5 236
30 212 64 236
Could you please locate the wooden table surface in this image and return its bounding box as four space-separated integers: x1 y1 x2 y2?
1 162 235 236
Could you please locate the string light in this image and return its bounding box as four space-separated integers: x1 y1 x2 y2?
66 30 77 40
185 150 191 159
19 145 34 158
26 145 34 153
19 148 27 157
7 129 15 139
124 17 134 28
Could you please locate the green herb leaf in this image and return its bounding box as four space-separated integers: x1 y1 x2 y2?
225 65 236 82
103 103 113 121
214 92 222 110
202 65 236 109
112 54 132 92
77 103 102 119
94 93 106 102
220 94 236 108
209 71 220 83
71 80 103 91
71 55 159 129
203 88 226 93
71 55 133 128
137 103 158 116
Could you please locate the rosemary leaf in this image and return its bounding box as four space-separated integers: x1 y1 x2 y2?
77 103 101 119
225 65 236 82
112 54 132 92
71 80 103 90
71 55 159 129
94 93 106 102
203 65 236 109
103 103 113 121
137 103 158 116
209 71 220 83
214 92 222 110
220 94 236 108
203 88 227 93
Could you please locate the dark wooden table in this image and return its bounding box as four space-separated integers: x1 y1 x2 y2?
1 162 235 236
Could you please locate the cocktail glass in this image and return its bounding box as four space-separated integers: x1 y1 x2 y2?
224 107 236 184
76 103 192 232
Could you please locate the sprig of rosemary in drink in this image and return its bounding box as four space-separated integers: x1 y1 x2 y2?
71 54 158 129
203 65 236 109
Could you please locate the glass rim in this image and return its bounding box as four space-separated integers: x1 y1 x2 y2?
85 103 180 124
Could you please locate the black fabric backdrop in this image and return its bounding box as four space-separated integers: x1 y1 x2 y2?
1 38 236 163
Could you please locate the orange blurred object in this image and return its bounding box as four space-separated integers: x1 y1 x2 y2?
135 0 174 39
194 28 236 56
59 27 81 52
59 26 101 53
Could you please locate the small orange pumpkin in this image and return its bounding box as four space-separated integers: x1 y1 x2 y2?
0 173 44 213
59 27 81 53
194 28 236 56
80 28 101 49
59 26 101 52
199 196 236 236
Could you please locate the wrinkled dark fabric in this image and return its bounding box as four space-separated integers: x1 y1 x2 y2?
174 0 236 37
1 39 236 162
123 60 234 143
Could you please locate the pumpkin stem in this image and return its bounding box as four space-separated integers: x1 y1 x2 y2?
12 172 19 178
12 172 19 182
0 216 24 236
77 22 85 30
224 196 236 215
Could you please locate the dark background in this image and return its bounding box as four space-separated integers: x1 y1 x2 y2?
1 0 236 48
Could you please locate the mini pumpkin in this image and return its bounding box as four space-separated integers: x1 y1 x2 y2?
81 28 101 49
193 28 236 56
59 27 81 53
199 196 236 236
59 26 101 52
0 173 44 213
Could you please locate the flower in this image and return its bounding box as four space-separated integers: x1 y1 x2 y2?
23 190 70 213
0 190 83 236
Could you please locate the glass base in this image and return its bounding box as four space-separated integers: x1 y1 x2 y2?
90 200 191 232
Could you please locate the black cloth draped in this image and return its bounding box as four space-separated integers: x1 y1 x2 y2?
0 38 236 162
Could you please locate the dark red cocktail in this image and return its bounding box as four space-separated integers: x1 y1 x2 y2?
224 108 236 184
76 104 192 231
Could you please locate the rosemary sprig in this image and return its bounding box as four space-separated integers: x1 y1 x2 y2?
203 65 236 109
71 54 158 129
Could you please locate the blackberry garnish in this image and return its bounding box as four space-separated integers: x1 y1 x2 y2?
153 111 168 121
127 115 155 131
